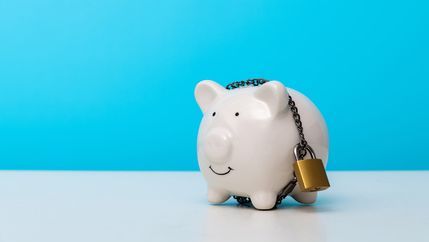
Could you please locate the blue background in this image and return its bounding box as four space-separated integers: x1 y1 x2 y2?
0 0 428 170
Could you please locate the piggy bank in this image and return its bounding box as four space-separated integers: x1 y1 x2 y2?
194 80 329 210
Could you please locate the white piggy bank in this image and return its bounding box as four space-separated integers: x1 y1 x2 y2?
195 80 329 210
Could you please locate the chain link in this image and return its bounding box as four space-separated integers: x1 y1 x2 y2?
225 78 308 209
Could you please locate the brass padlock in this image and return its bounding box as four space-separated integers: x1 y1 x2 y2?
293 144 330 192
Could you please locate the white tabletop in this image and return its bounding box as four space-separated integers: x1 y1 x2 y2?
0 171 427 242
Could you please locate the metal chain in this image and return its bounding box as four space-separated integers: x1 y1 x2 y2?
225 78 268 90
225 78 308 209
288 95 308 159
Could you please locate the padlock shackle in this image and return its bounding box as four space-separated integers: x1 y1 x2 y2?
293 144 317 160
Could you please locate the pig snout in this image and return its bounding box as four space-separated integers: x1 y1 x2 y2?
203 128 232 164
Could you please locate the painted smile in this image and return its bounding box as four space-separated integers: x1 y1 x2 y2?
209 165 233 175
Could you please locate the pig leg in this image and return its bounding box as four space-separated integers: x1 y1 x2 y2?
292 191 317 204
207 187 230 203
250 192 277 210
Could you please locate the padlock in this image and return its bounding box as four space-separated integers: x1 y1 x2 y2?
293 144 330 192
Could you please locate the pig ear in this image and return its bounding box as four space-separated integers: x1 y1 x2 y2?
254 81 289 116
194 80 225 113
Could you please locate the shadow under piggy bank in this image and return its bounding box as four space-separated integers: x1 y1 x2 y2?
201 200 327 242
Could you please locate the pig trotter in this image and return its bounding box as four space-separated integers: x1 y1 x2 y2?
207 188 230 203
292 192 317 204
250 192 278 210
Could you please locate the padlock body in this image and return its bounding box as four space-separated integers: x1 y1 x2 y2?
294 159 330 192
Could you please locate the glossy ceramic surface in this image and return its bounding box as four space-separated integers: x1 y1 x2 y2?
195 80 329 209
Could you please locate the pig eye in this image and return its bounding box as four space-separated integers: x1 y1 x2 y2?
235 112 239 117
212 112 216 117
